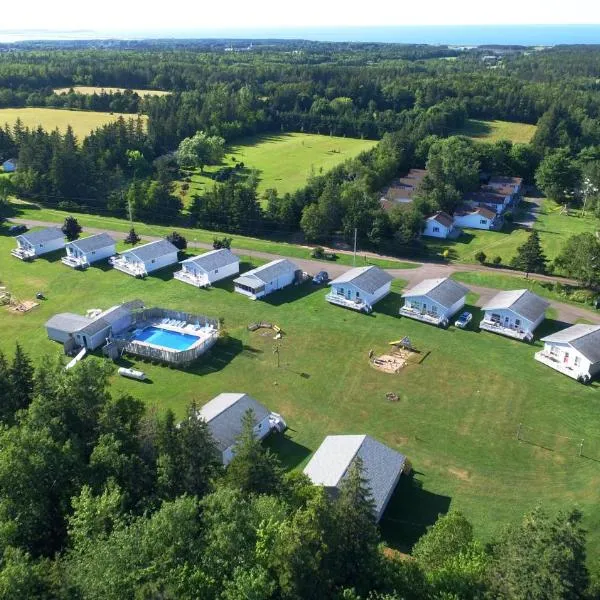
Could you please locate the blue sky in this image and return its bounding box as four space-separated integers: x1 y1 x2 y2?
1 0 599 32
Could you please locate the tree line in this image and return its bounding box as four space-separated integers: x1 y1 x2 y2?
0 346 594 599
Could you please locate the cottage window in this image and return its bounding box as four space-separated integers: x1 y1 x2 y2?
430 305 437 314
151 259 156 264
491 314 500 323
515 319 521 327
215 269 219 273
433 226 440 233
480 219 487 225
574 356 581 367
337 287 344 296
356 291 360 298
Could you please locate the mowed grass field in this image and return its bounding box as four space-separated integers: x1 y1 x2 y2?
425 199 598 269
177 133 377 201
456 119 537 144
2 229 600 562
54 86 169 96
8 201 415 270
0 107 146 139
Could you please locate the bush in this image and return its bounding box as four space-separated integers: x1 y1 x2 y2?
213 237 232 250
442 249 450 259
61 215 82 241
181 183 190 192
166 231 187 250
311 246 325 259
475 251 487 264
492 256 502 266
124 228 141 245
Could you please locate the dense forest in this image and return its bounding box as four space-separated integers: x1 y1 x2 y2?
1 42 600 258
0 346 594 599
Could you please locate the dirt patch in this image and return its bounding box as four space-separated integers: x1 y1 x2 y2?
371 346 421 374
448 467 471 481
7 300 39 313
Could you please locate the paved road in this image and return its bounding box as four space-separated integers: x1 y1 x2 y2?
8 217 598 325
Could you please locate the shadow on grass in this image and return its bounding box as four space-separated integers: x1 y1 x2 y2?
262 282 322 306
89 260 113 272
536 317 573 339
148 264 179 282
375 291 403 318
380 471 452 553
264 433 312 470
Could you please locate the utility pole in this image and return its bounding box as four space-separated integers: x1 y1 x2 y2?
127 193 133 225
353 227 357 267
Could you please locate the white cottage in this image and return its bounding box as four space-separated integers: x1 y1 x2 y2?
110 239 179 277
61 233 116 269
452 205 503 231
233 259 300 299
465 190 511 215
45 300 144 351
326 266 393 313
480 289 549 341
399 277 469 327
174 248 240 288
535 325 600 383
423 211 461 239
196 392 284 465
303 435 407 523
11 227 65 260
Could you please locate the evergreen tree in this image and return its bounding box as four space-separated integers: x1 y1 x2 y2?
61 215 82 241
124 228 140 245
225 409 283 496
555 232 600 288
9 344 34 418
486 507 589 600
0 350 13 424
166 231 187 250
511 230 547 275
329 457 381 596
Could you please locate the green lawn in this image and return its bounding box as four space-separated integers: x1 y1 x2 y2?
53 86 169 97
455 119 537 144
451 271 596 308
8 201 417 270
0 107 146 140
176 132 377 202
425 199 598 270
2 229 600 561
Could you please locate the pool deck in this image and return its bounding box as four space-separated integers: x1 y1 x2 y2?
125 320 218 356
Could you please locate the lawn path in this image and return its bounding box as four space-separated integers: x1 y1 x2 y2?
9 216 597 326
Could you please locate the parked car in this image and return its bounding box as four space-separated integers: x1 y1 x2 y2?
455 311 473 329
312 271 329 284
8 224 27 235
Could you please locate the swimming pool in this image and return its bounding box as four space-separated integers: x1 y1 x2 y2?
132 326 200 351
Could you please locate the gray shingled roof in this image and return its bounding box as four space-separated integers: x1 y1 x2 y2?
483 290 549 322
197 393 271 452
402 278 469 308
69 233 115 253
542 325 600 363
303 435 406 520
19 227 64 245
236 259 299 285
181 249 239 272
45 313 92 334
79 318 111 336
330 266 393 294
121 240 178 263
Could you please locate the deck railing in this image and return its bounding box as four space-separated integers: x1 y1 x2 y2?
174 269 209 288
11 247 35 260
110 256 147 277
325 293 371 313
61 255 89 269
479 319 532 341
534 351 584 380
399 306 445 326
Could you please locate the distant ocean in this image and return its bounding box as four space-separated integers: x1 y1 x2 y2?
1 25 600 46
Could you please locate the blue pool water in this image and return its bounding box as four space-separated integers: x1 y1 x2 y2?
132 326 199 351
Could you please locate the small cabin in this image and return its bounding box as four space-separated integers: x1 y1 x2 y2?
174 248 240 288
110 240 179 278
11 227 65 260
234 259 300 299
62 233 116 269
